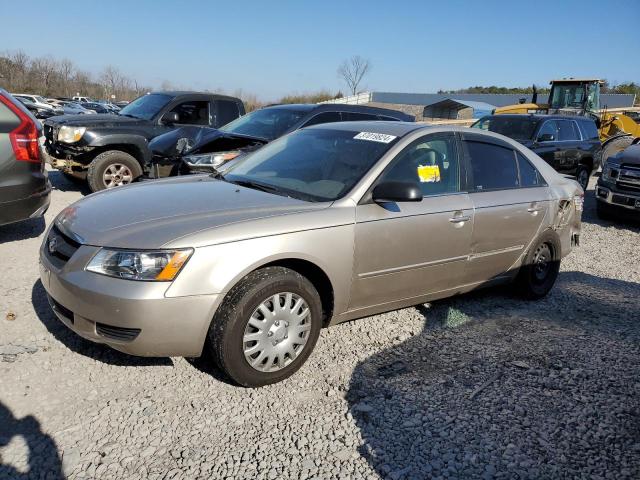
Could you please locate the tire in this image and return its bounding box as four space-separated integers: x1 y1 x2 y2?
515 231 561 300
87 150 143 192
575 165 590 191
207 266 323 387
602 136 634 164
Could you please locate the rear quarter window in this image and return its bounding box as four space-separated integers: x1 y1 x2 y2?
577 120 600 140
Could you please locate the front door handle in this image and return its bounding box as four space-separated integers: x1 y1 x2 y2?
449 214 471 223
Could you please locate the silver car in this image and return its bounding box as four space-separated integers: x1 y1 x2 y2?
40 122 583 387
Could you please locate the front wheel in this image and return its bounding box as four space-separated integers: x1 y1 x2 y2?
515 233 560 300
207 267 323 387
87 150 143 192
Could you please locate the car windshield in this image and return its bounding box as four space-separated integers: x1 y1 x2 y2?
220 108 307 141
472 116 538 140
223 128 399 202
119 93 172 120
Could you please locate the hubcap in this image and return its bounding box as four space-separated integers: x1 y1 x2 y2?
533 243 551 282
103 163 133 188
243 292 311 372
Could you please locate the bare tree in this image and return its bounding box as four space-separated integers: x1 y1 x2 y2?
337 55 371 96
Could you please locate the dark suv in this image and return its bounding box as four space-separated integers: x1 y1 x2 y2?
0 90 51 226
472 114 602 190
43 91 245 192
149 103 414 176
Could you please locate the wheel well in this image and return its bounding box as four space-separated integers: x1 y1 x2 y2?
263 259 334 326
578 156 593 171
91 144 145 167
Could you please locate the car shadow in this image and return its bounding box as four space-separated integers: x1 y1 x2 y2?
347 271 640 479
47 169 91 195
0 216 46 244
0 401 63 479
31 280 173 367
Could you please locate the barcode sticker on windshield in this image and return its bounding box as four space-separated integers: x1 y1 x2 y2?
354 132 397 143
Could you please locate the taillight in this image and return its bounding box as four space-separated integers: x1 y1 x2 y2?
0 94 40 163
573 193 584 212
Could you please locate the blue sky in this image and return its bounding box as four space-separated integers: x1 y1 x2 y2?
1 0 638 100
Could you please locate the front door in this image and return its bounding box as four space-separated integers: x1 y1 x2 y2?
532 119 564 170
350 133 473 310
461 133 550 284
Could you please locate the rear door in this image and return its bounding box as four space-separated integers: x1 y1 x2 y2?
212 99 241 128
532 119 563 170
350 132 473 309
461 133 550 284
556 119 583 173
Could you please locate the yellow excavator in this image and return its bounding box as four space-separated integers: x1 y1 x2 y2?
494 78 640 162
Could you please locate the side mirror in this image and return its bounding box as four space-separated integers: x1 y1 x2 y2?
372 181 422 203
161 112 179 124
537 133 555 142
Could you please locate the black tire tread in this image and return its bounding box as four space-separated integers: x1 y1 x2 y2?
87 150 142 192
208 266 321 387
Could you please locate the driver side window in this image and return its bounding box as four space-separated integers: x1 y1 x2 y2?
379 134 461 196
169 101 210 125
537 121 558 141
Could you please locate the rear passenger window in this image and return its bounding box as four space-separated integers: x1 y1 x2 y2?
517 153 544 187
578 120 600 140
303 112 342 127
557 120 580 141
465 141 519 191
215 100 240 127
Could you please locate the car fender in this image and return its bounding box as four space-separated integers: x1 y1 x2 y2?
85 134 152 165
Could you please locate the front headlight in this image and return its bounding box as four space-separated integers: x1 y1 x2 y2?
57 126 86 143
184 151 241 169
86 248 193 281
601 162 619 182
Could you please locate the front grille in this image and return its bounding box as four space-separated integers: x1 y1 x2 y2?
47 295 74 324
96 323 141 342
45 225 81 268
618 164 640 192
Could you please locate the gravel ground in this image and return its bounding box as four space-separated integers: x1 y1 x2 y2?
1 171 639 480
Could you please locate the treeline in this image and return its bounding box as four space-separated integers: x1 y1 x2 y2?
0 51 151 101
0 50 345 110
440 82 640 100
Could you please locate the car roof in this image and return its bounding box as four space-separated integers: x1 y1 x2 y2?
306 120 426 137
149 91 241 102
260 103 413 119
483 113 594 122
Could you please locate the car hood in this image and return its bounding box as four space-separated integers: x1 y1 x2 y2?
45 113 148 127
613 144 640 166
149 126 268 158
54 175 330 249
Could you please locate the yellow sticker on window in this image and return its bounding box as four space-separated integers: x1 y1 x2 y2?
417 164 441 183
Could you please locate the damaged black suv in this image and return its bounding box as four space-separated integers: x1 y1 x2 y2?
148 103 414 176
43 92 244 191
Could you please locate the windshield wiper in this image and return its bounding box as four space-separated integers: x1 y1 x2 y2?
230 179 284 195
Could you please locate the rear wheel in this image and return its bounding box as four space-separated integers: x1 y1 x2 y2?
515 232 560 300
207 267 322 387
87 150 142 192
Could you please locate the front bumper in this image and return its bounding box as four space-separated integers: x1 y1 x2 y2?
39 241 221 357
595 182 640 211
